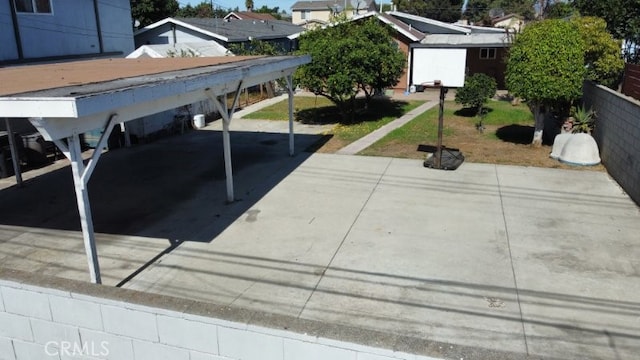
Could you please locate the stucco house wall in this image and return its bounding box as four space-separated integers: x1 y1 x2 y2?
465 47 507 89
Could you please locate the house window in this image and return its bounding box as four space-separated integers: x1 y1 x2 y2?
480 48 496 60
14 0 52 14
301 10 310 20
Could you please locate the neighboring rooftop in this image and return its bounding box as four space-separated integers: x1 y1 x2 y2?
126 41 230 59
135 17 304 42
224 11 277 21
291 0 375 10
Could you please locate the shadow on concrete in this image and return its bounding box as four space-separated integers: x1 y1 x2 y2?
0 129 326 283
131 246 640 351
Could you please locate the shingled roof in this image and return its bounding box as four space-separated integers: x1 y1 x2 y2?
291 0 375 11
137 17 303 42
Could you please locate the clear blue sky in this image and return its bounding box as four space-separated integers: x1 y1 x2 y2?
179 0 298 13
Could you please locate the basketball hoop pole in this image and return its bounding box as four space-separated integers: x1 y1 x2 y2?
435 85 447 169
422 80 445 169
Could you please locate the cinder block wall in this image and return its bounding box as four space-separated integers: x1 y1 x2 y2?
0 269 439 360
583 81 640 206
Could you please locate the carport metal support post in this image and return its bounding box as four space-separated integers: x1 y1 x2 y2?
50 114 118 284
68 133 101 284
434 86 447 169
207 82 243 203
286 74 295 156
4 118 22 186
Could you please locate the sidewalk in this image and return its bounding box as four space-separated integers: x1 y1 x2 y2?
336 99 439 155
230 90 442 154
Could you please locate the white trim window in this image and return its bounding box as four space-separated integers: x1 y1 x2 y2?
301 10 310 20
15 0 52 14
480 48 496 60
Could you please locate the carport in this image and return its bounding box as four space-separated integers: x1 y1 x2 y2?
0 55 310 284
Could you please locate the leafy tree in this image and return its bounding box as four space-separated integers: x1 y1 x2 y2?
394 0 464 22
175 2 229 18
296 18 405 119
455 73 497 115
464 0 539 22
455 73 497 131
131 0 179 27
573 0 640 63
245 0 254 11
506 19 585 146
545 1 575 19
571 16 625 88
228 39 282 56
499 0 536 19
254 5 283 20
463 0 492 24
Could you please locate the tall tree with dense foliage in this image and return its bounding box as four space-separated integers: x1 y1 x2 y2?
131 0 179 27
573 0 640 63
463 0 537 22
393 0 464 22
571 16 625 88
545 1 575 19
245 0 254 11
296 18 405 119
175 2 232 18
506 19 585 146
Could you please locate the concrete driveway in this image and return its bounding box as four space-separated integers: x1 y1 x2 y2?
1 123 639 359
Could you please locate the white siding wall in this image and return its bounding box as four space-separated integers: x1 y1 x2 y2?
0 1 19 61
98 0 135 54
135 24 217 48
2 0 133 61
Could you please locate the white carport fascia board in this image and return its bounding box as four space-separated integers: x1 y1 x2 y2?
3 56 308 141
386 11 471 34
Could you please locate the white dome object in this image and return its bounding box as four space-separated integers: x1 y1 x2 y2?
559 133 601 166
550 133 572 159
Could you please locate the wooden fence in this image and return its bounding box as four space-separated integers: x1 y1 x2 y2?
622 63 640 100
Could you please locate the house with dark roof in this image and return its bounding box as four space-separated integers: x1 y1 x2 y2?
224 11 277 21
295 10 510 92
491 13 524 33
134 17 304 53
387 11 511 89
291 0 377 25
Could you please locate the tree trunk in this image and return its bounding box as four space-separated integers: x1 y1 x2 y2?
531 103 544 147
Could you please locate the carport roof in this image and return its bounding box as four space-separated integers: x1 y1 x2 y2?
0 55 310 283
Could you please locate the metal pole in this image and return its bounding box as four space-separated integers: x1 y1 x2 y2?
435 87 446 169
221 96 234 202
68 133 101 284
286 75 295 156
206 90 235 203
4 118 23 187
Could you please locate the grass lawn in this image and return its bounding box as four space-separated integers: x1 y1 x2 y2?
243 95 424 152
360 99 605 171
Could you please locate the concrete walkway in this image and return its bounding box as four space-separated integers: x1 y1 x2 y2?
336 99 439 155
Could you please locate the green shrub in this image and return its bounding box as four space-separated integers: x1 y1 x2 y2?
455 73 497 132
455 73 497 116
